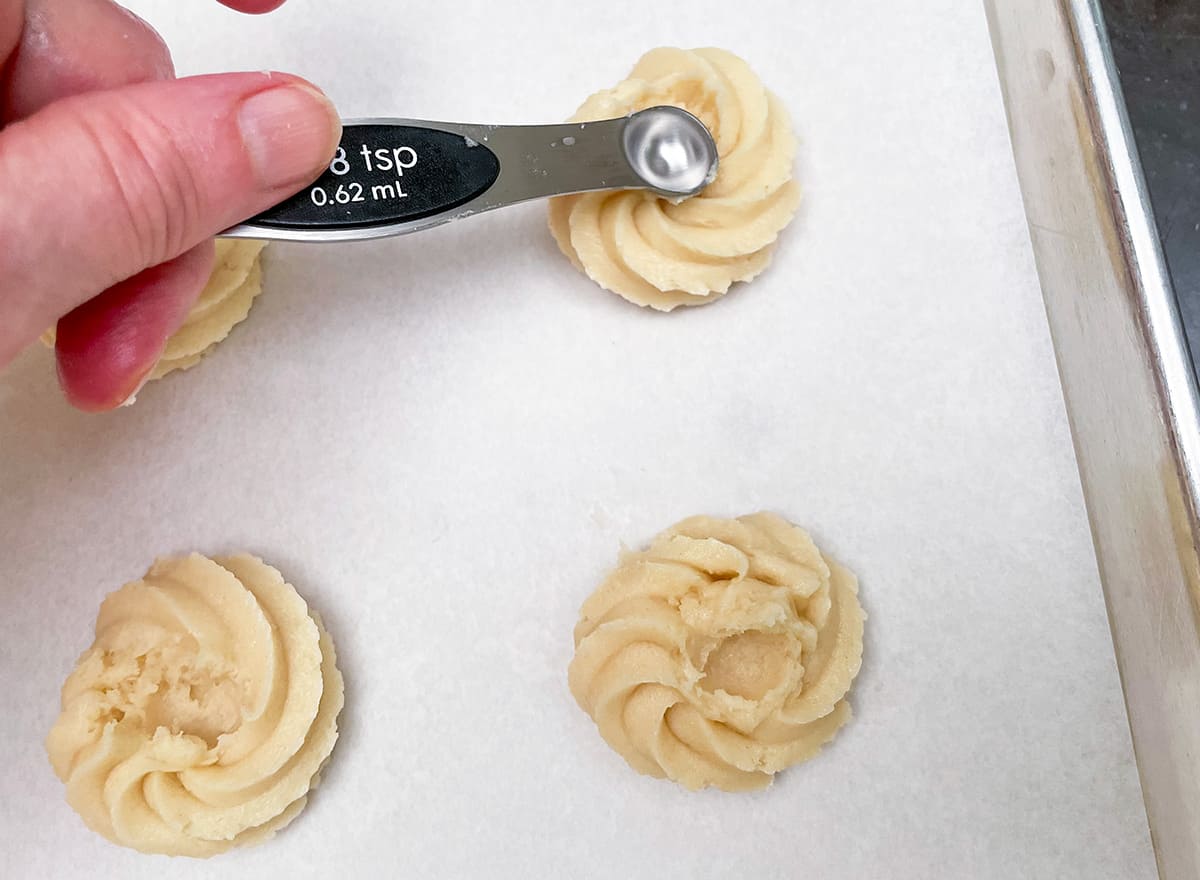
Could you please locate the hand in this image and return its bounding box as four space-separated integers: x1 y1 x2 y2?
0 0 340 410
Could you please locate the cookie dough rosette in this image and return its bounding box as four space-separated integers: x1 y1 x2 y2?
46 554 343 857
568 513 863 791
549 48 801 310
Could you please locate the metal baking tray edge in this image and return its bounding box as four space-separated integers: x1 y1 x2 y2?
986 1 1200 877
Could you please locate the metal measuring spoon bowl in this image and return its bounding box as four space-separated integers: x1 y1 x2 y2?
622 106 718 199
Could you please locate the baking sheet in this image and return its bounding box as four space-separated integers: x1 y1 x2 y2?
0 0 1158 877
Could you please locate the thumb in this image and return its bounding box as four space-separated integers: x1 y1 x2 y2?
0 72 340 366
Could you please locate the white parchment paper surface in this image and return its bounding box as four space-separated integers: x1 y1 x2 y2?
0 1 1158 877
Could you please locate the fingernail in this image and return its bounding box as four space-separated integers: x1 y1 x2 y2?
237 84 341 190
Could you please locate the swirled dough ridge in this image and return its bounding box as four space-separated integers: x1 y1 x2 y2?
46 554 343 857
152 239 267 379
549 48 800 310
568 513 864 791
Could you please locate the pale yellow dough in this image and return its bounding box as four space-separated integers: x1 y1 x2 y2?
549 48 801 310
46 554 343 857
42 239 267 381
568 513 864 792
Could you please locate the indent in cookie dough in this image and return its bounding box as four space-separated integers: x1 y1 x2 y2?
568 513 864 792
548 48 801 310
45 554 343 857
41 239 267 383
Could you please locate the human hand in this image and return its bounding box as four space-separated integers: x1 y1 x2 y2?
0 0 340 410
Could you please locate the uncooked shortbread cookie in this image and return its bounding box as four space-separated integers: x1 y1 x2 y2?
42 239 267 382
46 554 343 857
548 48 801 310
568 513 864 792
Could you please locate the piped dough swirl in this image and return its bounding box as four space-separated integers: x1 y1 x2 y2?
46 554 343 857
549 48 801 310
568 513 864 792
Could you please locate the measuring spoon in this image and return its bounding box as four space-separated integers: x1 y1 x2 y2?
224 106 718 243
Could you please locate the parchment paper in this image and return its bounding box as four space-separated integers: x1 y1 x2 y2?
0 1 1158 877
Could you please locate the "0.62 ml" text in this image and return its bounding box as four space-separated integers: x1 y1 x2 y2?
308 144 420 208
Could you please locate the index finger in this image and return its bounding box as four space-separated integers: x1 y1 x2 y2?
216 0 287 12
